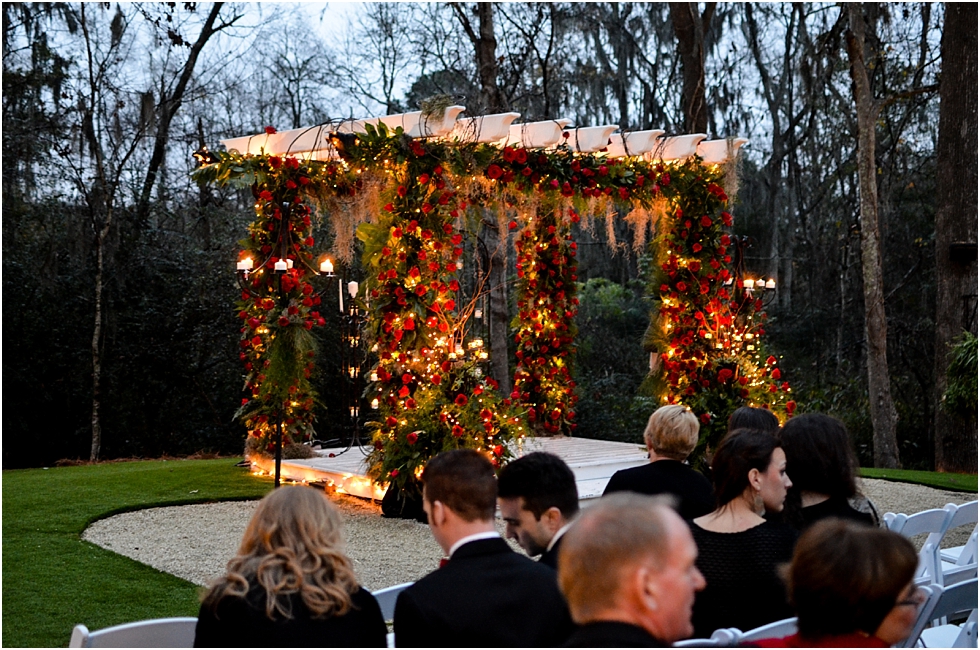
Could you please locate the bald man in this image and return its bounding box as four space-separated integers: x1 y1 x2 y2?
558 493 706 647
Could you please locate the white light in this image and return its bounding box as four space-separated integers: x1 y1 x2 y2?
237 257 254 271
274 259 288 272
320 259 334 274
286 258 294 270
742 279 753 288
348 281 359 298
765 279 776 290
755 279 765 288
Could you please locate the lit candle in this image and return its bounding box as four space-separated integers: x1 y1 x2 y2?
320 258 334 274
755 279 765 288
371 398 379 409
237 257 253 271
348 281 359 298
765 279 776 289
742 279 753 288
456 260 463 270
475 308 483 319
286 258 294 270
274 259 288 272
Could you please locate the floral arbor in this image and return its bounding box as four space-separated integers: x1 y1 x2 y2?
194 107 795 502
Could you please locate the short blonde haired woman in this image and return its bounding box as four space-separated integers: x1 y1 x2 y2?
194 486 386 648
603 405 715 519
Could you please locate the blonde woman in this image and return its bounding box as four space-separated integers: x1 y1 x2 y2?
194 486 386 648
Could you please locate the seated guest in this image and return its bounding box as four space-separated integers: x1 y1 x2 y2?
394 449 574 647
497 451 580 569
688 428 797 638
603 405 715 519
558 492 706 647
728 406 780 434
755 519 923 647
194 486 386 648
778 413 880 530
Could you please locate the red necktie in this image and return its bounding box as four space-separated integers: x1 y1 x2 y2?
439 557 450 568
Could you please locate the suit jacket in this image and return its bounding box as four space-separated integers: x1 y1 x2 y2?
538 533 563 570
394 537 574 647
563 621 667 648
603 459 715 520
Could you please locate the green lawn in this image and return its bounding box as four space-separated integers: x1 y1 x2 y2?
2 459 271 648
860 467 978 493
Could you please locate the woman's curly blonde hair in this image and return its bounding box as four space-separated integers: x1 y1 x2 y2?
202 486 359 620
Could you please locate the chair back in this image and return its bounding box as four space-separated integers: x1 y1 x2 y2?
673 627 739 647
371 581 413 622
736 617 799 643
69 617 197 648
887 508 954 584
900 578 979 648
946 501 979 566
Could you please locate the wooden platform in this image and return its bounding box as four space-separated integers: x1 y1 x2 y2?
248 436 649 501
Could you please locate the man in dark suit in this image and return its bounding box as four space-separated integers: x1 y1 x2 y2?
394 449 574 647
603 405 715 520
558 493 706 647
497 451 579 570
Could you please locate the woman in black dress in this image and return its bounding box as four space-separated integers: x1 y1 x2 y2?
687 428 797 639
194 486 386 648
779 413 879 531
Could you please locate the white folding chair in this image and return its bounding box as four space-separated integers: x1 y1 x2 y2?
885 508 954 585
899 578 978 648
69 617 197 648
940 501 978 568
371 581 414 622
673 627 739 647
736 617 799 644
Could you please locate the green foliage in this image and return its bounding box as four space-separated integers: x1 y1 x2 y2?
574 278 655 443
2 459 270 647
942 332 978 419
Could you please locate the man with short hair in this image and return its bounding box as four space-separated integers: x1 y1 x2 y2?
558 492 706 647
603 405 715 519
394 449 574 648
497 451 579 569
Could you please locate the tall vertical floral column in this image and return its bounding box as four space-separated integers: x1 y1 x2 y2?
357 130 526 504
512 206 580 435
644 162 794 462
227 155 336 455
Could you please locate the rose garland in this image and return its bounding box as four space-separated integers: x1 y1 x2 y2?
645 164 794 461
194 126 795 484
193 147 358 453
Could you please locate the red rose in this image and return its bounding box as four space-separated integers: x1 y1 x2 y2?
766 355 778 366
384 203 394 212
286 180 297 190
771 368 782 380
700 413 711 424
278 316 290 327
676 281 688 292
692 243 703 253
718 369 734 382
432 374 442 385
406 431 418 444
487 164 503 180
786 400 797 413
452 425 464 438
493 445 503 457
264 126 277 134
398 386 410 398
390 469 400 477
455 394 468 406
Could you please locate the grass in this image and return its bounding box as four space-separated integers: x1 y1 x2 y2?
860 467 978 493
2 459 271 648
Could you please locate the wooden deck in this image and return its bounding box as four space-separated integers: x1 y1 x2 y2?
248 436 649 501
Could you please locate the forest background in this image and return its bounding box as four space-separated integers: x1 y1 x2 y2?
3 2 976 472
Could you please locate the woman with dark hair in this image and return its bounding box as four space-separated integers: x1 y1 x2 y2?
756 519 924 647
778 413 879 530
687 428 797 638
728 406 780 434
194 486 386 647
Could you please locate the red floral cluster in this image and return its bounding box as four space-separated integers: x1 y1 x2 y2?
235 155 332 450
512 208 580 435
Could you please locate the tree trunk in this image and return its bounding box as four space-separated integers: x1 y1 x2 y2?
669 2 712 133
933 2 978 473
89 216 112 461
483 217 511 394
845 5 900 469
136 2 226 225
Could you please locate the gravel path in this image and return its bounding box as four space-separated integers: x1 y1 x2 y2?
82 478 975 591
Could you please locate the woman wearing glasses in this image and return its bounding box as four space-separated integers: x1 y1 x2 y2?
755 518 924 647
